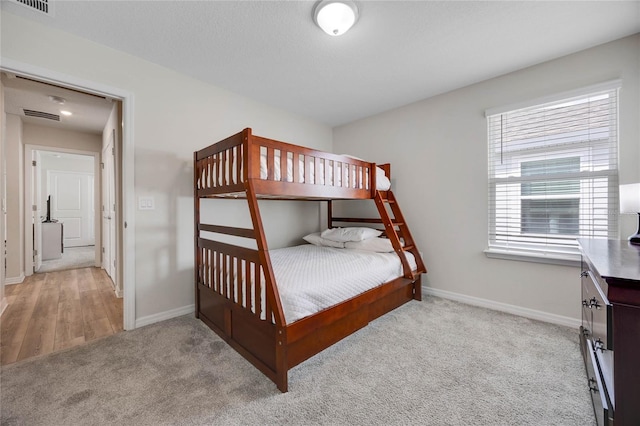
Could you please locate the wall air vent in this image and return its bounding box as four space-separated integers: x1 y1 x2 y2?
10 0 54 16
23 109 60 121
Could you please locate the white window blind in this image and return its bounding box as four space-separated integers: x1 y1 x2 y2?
487 83 619 260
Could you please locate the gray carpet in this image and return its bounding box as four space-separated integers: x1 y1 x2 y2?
0 297 595 425
37 246 96 273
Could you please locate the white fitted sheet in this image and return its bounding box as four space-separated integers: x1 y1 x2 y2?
270 245 416 324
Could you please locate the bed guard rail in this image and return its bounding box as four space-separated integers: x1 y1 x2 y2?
194 128 376 199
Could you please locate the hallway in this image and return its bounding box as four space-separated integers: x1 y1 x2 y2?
1 268 122 365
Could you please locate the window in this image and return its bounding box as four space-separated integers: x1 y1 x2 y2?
486 81 620 263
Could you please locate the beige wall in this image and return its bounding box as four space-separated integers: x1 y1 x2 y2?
1 12 333 321
23 124 102 153
5 114 24 281
333 34 640 323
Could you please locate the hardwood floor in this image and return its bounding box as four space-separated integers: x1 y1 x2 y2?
1 267 122 365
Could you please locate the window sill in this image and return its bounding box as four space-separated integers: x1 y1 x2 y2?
484 248 581 267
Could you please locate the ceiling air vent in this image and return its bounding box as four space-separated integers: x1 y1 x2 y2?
10 0 54 16
23 109 60 122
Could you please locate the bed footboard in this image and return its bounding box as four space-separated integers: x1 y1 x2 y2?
195 235 288 388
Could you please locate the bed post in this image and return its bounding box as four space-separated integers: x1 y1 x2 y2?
193 151 200 319
245 172 288 391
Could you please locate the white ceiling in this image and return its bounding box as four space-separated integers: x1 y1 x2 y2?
2 74 114 134
2 1 639 127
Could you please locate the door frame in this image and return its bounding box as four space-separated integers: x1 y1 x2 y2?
25 147 100 271
101 134 116 280
2 57 136 331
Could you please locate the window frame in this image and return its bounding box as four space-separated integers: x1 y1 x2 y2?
485 80 621 266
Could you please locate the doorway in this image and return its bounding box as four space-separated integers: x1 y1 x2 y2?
33 150 99 274
0 61 134 356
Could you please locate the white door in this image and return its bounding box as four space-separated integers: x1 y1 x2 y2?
33 151 42 272
49 171 94 247
102 132 116 279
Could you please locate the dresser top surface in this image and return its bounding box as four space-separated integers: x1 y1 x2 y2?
578 239 640 283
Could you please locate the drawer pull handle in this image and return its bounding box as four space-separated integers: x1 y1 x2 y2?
588 378 599 393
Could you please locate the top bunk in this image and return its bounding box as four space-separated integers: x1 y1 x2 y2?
194 128 391 200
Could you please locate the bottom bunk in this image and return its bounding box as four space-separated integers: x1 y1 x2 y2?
196 243 422 392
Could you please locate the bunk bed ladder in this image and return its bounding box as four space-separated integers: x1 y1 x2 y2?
374 190 427 284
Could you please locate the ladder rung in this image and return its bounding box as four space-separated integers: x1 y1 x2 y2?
403 245 415 251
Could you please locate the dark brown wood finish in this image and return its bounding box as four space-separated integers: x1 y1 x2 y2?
194 128 426 392
194 151 200 319
578 239 640 425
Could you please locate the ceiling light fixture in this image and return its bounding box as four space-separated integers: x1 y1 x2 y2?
48 95 66 105
60 110 72 116
313 0 359 36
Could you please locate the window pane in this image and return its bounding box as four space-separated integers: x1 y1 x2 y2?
521 157 580 196
521 199 580 235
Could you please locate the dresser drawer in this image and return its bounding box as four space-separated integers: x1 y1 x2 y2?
586 339 613 426
582 279 593 339
582 270 613 350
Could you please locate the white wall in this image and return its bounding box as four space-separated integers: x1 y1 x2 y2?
1 12 333 321
333 34 640 323
5 114 23 282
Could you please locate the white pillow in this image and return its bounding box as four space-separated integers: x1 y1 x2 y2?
345 238 401 253
320 227 382 242
340 154 391 191
303 232 345 248
376 167 391 190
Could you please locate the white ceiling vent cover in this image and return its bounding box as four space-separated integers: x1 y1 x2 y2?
23 109 60 121
10 0 54 16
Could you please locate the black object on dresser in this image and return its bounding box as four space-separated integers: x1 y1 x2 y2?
578 239 640 426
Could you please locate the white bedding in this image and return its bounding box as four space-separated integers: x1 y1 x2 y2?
259 153 391 191
270 245 416 324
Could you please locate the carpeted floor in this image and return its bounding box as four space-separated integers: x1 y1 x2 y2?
37 246 96 273
0 297 595 425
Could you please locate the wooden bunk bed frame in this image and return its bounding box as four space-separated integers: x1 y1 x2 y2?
194 128 426 392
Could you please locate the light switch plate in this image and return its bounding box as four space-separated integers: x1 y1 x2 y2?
138 196 155 210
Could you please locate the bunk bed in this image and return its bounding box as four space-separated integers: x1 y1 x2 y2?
194 128 426 392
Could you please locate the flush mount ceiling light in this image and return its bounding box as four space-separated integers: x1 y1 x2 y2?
48 95 66 105
60 110 73 116
314 0 359 36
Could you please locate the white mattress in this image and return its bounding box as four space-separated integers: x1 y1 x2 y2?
269 245 417 324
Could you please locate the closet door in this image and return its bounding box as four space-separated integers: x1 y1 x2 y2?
49 170 94 248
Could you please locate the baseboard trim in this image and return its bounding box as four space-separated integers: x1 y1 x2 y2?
135 304 195 329
423 286 581 329
5 274 25 285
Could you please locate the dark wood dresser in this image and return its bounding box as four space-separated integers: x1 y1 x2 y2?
578 239 640 426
